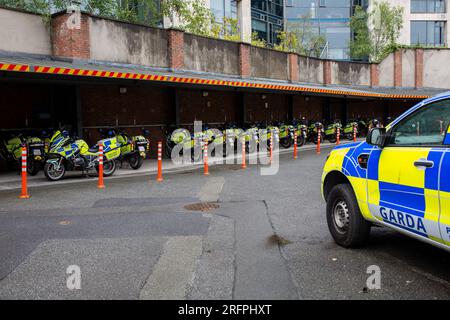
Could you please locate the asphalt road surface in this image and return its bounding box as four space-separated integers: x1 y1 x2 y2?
0 146 449 299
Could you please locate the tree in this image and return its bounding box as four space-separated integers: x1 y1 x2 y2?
251 32 266 48
273 31 298 52
350 1 404 62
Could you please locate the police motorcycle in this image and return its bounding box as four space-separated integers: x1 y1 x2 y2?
99 128 149 170
293 117 308 147
324 120 342 144
343 120 359 140
0 131 45 175
223 123 239 155
256 122 279 151
307 121 325 144
44 130 119 181
276 121 295 149
242 122 260 153
165 127 203 162
368 118 382 130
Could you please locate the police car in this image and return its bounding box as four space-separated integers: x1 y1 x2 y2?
322 92 450 251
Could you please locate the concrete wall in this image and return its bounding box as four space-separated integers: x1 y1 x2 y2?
298 56 324 84
89 17 169 68
402 49 415 88
379 53 395 87
250 47 288 80
330 61 371 86
423 49 450 88
183 34 239 75
0 8 51 55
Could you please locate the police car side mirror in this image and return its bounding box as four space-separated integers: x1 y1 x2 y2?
367 127 387 148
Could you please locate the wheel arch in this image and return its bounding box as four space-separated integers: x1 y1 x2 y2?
323 170 351 202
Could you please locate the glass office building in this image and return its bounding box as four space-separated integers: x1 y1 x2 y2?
285 0 368 60
251 0 285 46
210 0 238 24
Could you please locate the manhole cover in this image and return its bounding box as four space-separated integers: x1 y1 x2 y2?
58 220 71 226
184 202 220 212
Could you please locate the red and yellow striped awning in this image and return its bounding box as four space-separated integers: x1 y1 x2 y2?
0 62 430 100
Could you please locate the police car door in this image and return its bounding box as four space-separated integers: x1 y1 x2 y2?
368 98 450 244
439 121 450 246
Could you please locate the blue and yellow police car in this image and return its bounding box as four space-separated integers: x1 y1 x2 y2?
322 92 450 251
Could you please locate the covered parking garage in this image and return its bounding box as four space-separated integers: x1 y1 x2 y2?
0 6 446 165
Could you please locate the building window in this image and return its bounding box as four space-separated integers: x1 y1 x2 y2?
251 0 284 46
411 0 446 13
411 21 445 46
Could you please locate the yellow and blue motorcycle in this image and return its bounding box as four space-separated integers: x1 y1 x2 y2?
44 130 120 181
100 128 149 170
0 132 45 175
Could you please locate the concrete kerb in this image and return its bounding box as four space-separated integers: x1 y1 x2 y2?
0 140 362 193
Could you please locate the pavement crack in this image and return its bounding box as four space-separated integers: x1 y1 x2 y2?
261 199 302 300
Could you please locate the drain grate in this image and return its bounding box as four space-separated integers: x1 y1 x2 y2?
184 202 220 212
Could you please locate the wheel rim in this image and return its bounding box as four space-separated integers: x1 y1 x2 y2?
47 163 64 179
103 161 115 174
129 155 139 167
333 200 350 233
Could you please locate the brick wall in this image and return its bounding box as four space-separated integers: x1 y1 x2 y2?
394 50 402 87
80 85 172 157
415 49 424 88
244 93 289 123
51 12 90 59
0 83 51 129
239 43 251 78
178 89 240 127
292 96 324 120
168 29 184 70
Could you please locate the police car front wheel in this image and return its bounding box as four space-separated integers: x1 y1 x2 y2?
326 184 371 248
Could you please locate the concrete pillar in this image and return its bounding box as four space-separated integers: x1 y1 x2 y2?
415 49 424 89
239 42 251 78
323 60 332 85
394 50 402 87
168 28 184 70
237 0 251 43
51 10 90 59
370 64 379 87
288 53 299 83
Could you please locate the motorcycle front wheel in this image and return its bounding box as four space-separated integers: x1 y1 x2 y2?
27 158 41 176
280 137 292 149
313 133 325 145
98 159 117 177
327 136 337 144
128 154 143 170
297 135 306 147
44 162 65 181
346 133 354 140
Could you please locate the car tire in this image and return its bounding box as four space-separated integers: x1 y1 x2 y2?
326 184 371 248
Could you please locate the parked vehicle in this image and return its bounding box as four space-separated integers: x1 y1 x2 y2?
100 128 149 170
277 122 295 149
343 121 358 140
323 120 342 144
166 127 203 162
308 121 325 144
0 132 45 175
44 131 119 181
322 91 450 251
